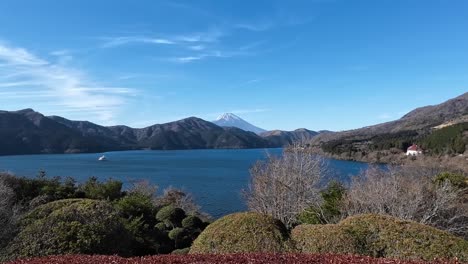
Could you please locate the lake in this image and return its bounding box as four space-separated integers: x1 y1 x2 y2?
0 148 369 218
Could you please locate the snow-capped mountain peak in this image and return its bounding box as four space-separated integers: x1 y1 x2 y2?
216 113 242 122
213 113 266 134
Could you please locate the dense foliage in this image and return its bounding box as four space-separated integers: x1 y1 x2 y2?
292 214 468 261
297 181 346 225
0 173 209 262
321 130 419 156
5 199 133 259
5 253 462 264
190 212 290 254
320 122 468 160
420 122 467 155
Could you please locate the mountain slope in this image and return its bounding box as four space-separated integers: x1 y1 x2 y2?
261 128 319 146
135 117 270 150
213 113 266 134
313 92 468 144
310 92 468 161
0 109 110 155
0 110 273 155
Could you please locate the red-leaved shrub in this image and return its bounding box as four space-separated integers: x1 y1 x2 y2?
5 254 463 264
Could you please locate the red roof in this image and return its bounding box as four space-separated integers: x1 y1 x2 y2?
407 144 421 151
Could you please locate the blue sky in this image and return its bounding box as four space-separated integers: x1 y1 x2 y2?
0 0 466 131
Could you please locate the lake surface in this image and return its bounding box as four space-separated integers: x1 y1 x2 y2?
0 149 369 218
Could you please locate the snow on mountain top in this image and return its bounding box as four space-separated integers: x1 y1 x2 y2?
216 113 242 121
213 113 266 134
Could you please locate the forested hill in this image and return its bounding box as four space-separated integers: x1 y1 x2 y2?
309 92 468 162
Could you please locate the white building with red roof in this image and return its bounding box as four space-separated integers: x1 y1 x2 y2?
406 144 422 156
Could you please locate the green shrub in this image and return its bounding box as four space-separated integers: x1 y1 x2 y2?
434 172 467 189
182 215 203 229
116 192 157 224
1 173 78 204
5 199 132 259
171 247 190 255
190 212 290 254
168 227 191 249
21 198 83 226
298 181 345 225
79 177 123 201
155 222 168 231
291 214 468 261
156 205 186 227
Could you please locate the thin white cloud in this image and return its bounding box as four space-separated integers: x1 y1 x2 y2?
0 42 136 123
174 56 204 63
170 45 258 64
170 50 234 63
175 28 225 43
188 45 205 51
100 26 264 64
101 28 224 49
0 45 48 65
101 36 175 48
234 21 273 32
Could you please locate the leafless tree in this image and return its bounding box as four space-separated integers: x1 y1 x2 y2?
127 179 158 198
342 165 468 239
156 186 207 218
244 144 326 228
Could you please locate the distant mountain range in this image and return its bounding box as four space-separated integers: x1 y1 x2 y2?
213 113 266 134
0 110 320 155
5 93 465 157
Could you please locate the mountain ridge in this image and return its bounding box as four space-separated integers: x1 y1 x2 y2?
0 110 280 155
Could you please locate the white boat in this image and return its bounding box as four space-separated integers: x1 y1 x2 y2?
98 155 107 161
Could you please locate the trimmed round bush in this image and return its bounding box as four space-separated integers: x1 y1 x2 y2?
291 214 468 261
5 199 132 259
168 227 186 240
190 212 289 254
155 222 168 231
291 224 356 254
156 205 186 227
21 198 83 226
116 193 156 220
182 215 203 229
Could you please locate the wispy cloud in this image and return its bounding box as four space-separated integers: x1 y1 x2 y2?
101 36 175 48
101 27 224 48
234 21 273 32
170 50 241 64
0 42 136 123
188 45 205 51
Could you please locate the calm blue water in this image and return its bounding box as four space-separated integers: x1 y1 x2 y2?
0 149 369 218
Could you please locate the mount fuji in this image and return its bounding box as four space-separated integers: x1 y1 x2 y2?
213 113 266 134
